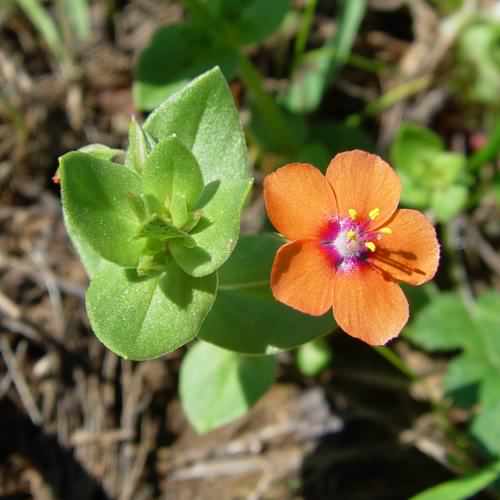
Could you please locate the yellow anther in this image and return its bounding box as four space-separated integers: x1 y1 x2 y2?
348 208 358 220
365 241 376 253
346 230 357 241
368 208 381 220
379 227 392 235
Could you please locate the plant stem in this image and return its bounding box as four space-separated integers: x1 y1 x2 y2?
237 54 301 153
181 0 300 153
364 76 431 116
293 0 317 66
374 346 417 380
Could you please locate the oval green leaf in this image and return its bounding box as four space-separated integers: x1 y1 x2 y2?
180 340 276 433
144 67 251 277
86 260 217 360
60 151 145 268
218 0 290 45
404 293 474 352
169 179 252 277
199 233 336 354
142 135 204 211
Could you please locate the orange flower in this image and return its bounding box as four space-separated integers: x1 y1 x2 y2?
264 150 440 345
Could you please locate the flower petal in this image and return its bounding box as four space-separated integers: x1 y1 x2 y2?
326 150 401 229
369 209 440 285
264 163 336 240
332 265 409 345
271 240 335 316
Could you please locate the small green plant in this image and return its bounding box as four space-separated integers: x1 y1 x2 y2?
406 290 500 458
60 68 252 360
390 123 470 222
455 19 500 106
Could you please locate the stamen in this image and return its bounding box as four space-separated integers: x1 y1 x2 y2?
348 208 358 220
346 230 357 241
379 227 392 235
368 208 381 220
365 241 376 252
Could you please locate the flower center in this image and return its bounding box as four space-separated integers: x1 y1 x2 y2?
321 207 392 272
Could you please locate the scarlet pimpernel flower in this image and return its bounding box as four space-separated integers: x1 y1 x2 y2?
264 150 440 345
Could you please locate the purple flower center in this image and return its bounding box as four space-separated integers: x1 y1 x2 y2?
320 216 380 272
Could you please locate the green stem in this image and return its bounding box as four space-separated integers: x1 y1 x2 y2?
238 54 301 152
346 76 431 127
181 0 299 153
293 0 317 66
365 76 431 116
374 346 417 380
17 0 68 63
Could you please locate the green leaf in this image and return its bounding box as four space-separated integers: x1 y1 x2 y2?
170 191 190 229
431 184 468 222
296 142 331 171
390 124 442 208
54 144 124 188
79 144 123 162
283 0 366 113
60 152 145 268
125 117 156 172
472 403 500 457
474 293 500 370
456 21 500 105
409 291 500 457
297 337 332 377
390 124 466 209
142 135 203 212
405 293 475 352
180 340 276 433
392 123 444 158
144 67 251 277
86 261 217 360
17 0 65 61
144 67 248 183
66 233 108 278
409 460 500 500
443 354 483 408
199 234 336 354
133 23 239 110
428 152 467 188
170 178 252 277
58 148 122 278
62 0 90 41
218 0 290 45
